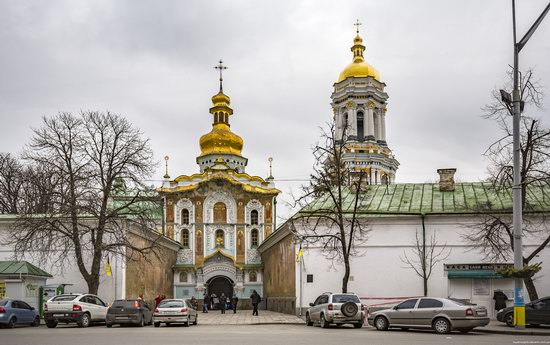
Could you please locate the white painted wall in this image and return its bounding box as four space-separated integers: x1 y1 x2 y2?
295 214 550 319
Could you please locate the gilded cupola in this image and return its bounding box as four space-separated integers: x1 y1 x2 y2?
337 26 380 82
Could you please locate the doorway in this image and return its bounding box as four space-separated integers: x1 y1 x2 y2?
207 276 234 308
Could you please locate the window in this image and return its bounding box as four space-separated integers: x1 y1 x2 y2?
215 229 225 247
332 294 360 303
0 281 5 298
251 229 259 247
181 229 190 248
418 298 443 309
213 202 227 223
249 271 257 282
306 274 313 283
396 299 418 310
357 111 364 140
319 295 329 304
179 272 188 283
181 209 189 225
250 210 258 225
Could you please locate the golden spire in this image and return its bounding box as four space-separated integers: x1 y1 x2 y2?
163 155 170 179
337 20 380 82
214 59 227 92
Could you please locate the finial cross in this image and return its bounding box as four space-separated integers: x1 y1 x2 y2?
354 19 362 34
214 59 228 91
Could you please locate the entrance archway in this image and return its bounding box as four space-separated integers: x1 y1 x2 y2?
207 276 233 309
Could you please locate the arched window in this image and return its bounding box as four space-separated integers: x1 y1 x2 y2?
251 229 259 247
249 270 257 282
213 202 227 223
250 210 258 225
357 111 364 141
181 209 189 225
344 113 349 127
215 229 225 248
181 229 189 248
179 271 188 283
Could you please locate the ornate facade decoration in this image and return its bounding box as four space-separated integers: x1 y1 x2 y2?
204 192 237 224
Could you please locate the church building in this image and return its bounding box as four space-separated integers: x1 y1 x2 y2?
159 63 280 301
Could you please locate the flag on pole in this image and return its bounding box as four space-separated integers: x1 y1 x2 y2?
106 256 112 277
296 248 303 263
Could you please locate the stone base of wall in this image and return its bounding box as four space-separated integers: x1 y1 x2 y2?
266 297 296 315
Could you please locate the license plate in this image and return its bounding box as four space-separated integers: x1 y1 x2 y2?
53 314 67 317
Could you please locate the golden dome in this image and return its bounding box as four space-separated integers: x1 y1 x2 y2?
337 34 380 82
199 123 243 156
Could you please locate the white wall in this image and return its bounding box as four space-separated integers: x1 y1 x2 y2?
295 214 550 318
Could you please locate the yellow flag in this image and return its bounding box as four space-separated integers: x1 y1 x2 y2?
296 248 303 262
106 257 112 277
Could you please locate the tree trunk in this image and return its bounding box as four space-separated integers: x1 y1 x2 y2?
423 277 428 297
523 276 539 301
342 257 350 293
86 272 100 295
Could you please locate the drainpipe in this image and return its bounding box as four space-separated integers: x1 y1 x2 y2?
421 213 427 296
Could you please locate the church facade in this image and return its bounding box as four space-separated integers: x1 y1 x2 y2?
159 68 280 301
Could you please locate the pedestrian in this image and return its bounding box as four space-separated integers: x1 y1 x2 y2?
250 290 261 316
212 293 218 310
203 293 210 313
232 294 239 314
161 294 166 301
220 293 226 314
493 290 508 311
190 296 198 310
154 294 162 308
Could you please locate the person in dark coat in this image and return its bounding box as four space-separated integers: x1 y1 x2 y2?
220 293 226 314
231 294 239 314
493 290 508 311
250 290 261 316
203 293 210 313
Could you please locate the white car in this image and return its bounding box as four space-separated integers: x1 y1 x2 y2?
44 293 108 328
153 299 198 327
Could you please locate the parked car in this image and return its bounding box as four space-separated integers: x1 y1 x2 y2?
153 299 198 327
44 293 108 328
496 296 550 327
0 299 40 328
368 297 489 334
106 299 153 327
305 292 365 328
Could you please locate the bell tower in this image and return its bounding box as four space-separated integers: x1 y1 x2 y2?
331 21 399 184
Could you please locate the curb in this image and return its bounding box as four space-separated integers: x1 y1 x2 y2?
477 328 550 336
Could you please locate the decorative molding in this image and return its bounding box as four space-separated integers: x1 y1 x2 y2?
204 191 237 224
367 101 376 109
245 199 264 224
175 198 194 225
247 248 261 264
177 248 193 264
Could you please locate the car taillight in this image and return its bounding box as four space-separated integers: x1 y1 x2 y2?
72 304 82 311
328 304 333 311
44 304 48 312
181 307 188 312
465 308 474 316
155 308 159 313
0 306 6 313
134 301 140 308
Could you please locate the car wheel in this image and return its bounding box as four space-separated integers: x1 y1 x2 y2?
46 320 58 328
106 323 113 328
505 313 514 327
7 317 16 329
166 322 171 327
320 313 329 328
31 316 40 327
138 314 144 327
184 319 190 327
353 323 363 329
433 318 451 334
374 316 389 331
193 315 198 325
154 322 160 328
78 313 91 328
305 313 313 326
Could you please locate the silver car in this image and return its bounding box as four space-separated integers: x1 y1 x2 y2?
153 299 197 327
367 297 489 334
306 292 365 328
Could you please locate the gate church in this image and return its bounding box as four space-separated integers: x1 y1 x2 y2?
159 62 280 300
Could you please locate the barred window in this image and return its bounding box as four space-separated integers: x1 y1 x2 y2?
250 210 258 225
251 229 259 247
181 209 190 225
181 229 190 248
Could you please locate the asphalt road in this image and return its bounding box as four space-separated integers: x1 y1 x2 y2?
2 324 549 345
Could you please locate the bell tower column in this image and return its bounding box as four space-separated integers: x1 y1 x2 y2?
366 101 375 140
381 108 387 143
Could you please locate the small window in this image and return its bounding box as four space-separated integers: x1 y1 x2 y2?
250 210 258 225
181 209 190 225
397 299 418 310
251 229 259 247
319 295 329 304
181 229 190 248
215 229 225 247
307 274 313 283
249 271 257 282
179 272 188 283
418 298 443 309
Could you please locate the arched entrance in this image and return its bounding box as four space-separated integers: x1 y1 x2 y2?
206 276 233 309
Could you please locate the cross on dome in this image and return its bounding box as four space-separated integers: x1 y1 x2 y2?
354 19 362 34
214 59 228 91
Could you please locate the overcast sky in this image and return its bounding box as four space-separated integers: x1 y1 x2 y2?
1 0 549 221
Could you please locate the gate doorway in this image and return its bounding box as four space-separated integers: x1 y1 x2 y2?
207 276 233 309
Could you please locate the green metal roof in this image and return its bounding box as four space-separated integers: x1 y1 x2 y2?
297 182 550 217
447 270 505 279
0 261 52 278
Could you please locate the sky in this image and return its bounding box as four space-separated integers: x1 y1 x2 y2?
1 0 549 221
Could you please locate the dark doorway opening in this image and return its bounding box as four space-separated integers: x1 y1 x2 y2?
207 276 234 309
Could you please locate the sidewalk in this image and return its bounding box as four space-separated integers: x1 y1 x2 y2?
477 321 550 336
197 309 305 325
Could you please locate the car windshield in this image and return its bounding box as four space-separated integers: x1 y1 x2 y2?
332 294 360 303
112 300 138 308
51 295 79 302
0 300 7 306
159 300 184 308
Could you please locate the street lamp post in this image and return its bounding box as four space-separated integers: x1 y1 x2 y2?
508 0 550 329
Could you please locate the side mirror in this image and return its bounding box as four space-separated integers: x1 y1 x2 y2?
309 303 314 307
392 305 398 310
31 307 35 310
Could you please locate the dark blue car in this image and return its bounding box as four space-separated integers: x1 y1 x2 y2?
0 299 40 328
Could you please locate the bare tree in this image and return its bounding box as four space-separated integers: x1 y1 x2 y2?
292 121 369 293
465 69 550 300
0 153 24 214
401 227 451 296
4 111 161 294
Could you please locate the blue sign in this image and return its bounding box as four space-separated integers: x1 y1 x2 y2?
514 287 525 306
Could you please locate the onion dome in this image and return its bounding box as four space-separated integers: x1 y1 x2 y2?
337 33 380 82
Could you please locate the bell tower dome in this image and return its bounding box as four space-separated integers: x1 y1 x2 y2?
331 21 399 184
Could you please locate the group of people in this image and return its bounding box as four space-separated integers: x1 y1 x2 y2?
200 290 262 315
